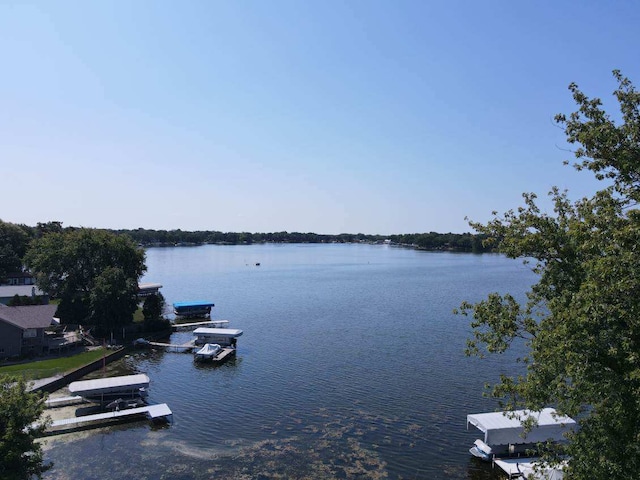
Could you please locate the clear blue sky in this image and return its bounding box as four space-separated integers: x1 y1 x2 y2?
2 1 638 234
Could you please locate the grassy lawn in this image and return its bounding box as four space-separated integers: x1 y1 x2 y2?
0 348 108 380
133 305 144 323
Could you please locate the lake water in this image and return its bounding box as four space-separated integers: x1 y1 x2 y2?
42 243 536 480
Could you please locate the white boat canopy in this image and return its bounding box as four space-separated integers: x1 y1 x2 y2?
69 374 150 396
466 408 576 446
193 327 243 338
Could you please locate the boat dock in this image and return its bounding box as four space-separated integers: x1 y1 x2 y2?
172 319 229 330
214 347 236 363
45 403 173 435
148 340 196 352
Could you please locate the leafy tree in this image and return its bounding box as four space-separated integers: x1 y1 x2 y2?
142 292 166 321
0 220 32 280
35 221 63 238
0 375 51 480
456 70 640 479
7 294 45 306
24 228 146 325
142 292 170 332
90 266 139 332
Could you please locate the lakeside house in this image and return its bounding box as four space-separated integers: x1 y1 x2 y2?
0 271 49 305
0 304 59 358
4 271 36 286
0 285 49 305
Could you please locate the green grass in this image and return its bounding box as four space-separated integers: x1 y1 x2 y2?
133 306 144 323
0 348 108 380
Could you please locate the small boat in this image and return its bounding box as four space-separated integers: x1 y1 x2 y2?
469 439 493 461
105 397 146 410
69 374 150 404
132 337 150 347
194 343 222 361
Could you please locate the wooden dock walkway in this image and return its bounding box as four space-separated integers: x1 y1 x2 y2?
148 340 195 351
214 347 236 363
172 319 229 329
46 403 172 433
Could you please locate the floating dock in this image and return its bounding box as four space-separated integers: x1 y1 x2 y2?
45 403 173 435
213 347 236 363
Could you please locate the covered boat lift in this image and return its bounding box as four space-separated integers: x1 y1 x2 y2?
68 374 150 403
173 301 215 317
467 408 575 460
137 283 163 298
193 327 243 347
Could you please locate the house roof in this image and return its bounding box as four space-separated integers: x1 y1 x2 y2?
6 271 34 279
0 304 58 330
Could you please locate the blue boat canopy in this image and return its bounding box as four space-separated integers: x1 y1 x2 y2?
173 301 215 309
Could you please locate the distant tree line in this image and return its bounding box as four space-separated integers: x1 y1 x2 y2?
111 228 493 252
387 232 490 252
110 228 386 245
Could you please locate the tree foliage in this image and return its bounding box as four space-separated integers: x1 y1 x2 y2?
24 229 146 325
7 294 46 306
110 227 491 251
457 71 640 479
0 220 32 280
90 266 139 331
0 375 51 480
142 292 166 321
34 221 63 238
142 292 171 332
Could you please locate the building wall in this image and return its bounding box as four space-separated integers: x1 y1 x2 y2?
0 321 23 358
21 328 47 356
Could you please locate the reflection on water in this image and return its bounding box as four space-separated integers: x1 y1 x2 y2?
42 244 535 479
